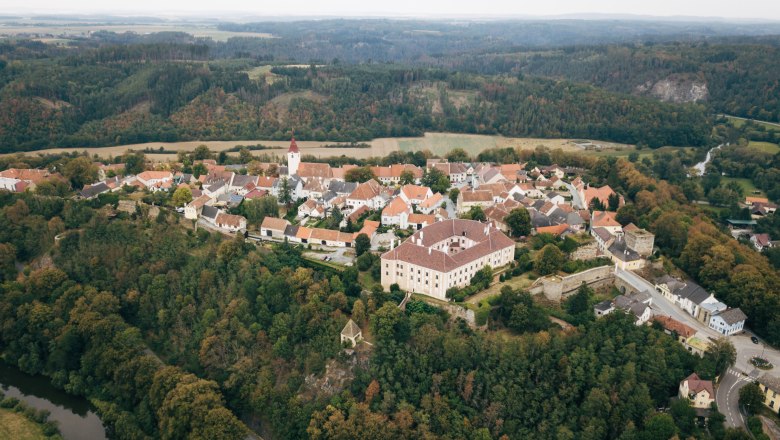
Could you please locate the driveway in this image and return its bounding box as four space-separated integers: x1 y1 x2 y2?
303 247 354 265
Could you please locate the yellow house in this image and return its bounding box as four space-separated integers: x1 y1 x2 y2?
758 374 780 412
679 373 715 409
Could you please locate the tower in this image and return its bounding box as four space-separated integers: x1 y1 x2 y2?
287 136 300 176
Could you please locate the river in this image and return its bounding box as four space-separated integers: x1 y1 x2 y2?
691 143 725 176
0 361 107 440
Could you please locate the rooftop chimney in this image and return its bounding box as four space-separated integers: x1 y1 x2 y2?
428 247 432 255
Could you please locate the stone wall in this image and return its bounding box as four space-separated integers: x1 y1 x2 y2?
528 265 614 302
570 241 601 261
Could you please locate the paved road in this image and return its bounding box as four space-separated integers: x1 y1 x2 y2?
717 368 751 428
615 268 780 430
564 182 585 209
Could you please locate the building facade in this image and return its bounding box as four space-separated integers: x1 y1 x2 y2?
380 219 514 300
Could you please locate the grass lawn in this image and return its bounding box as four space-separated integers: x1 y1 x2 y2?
727 116 780 132
0 409 49 440
749 141 780 154
722 177 765 197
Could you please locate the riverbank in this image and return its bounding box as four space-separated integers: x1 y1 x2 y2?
0 409 51 440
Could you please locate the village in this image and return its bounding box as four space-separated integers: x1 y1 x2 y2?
3 137 780 430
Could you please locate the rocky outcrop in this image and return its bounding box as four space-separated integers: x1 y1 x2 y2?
635 77 708 103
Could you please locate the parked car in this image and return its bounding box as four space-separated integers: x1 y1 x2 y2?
752 336 760 344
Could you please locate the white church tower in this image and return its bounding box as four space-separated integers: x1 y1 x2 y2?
287 136 300 176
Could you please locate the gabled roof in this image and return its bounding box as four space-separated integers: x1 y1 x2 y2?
216 213 246 228
584 185 618 208
654 315 696 339
594 300 614 312
674 281 711 305
536 224 569 236
407 213 436 225
715 308 747 325
329 180 358 194
79 182 110 198
382 197 412 217
591 211 621 228
682 373 714 398
608 239 641 262
420 193 444 210
348 179 383 201
297 162 333 179
261 216 290 232
461 190 493 203
201 205 219 220
401 184 431 201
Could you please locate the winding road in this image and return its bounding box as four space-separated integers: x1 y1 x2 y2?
615 268 779 429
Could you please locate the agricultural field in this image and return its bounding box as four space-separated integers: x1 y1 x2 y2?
0 23 274 42
0 410 49 440
749 141 780 154
2 133 636 161
722 177 765 197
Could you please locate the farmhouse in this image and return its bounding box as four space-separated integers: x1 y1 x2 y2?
457 189 493 214
260 217 290 239
678 373 715 409
215 213 247 233
380 219 515 300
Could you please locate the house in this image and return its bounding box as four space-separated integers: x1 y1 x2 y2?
678 373 715 409
546 191 565 205
594 300 615 318
136 171 173 191
381 219 514 300
708 308 747 336
536 224 570 237
244 188 268 200
590 211 622 234
758 374 780 413
432 162 468 184
201 205 220 224
347 179 388 210
271 175 304 202
0 168 61 192
230 174 259 195
301 177 329 200
260 217 290 239
298 199 326 219
613 291 653 325
371 164 423 185
97 163 125 180
654 275 687 304
340 319 363 347
399 184 433 205
607 237 645 271
653 316 699 354
582 184 621 209
78 182 110 199
406 213 436 230
751 233 773 251
215 213 247 233
382 197 412 226
256 176 278 192
674 281 717 319
457 189 493 214
328 180 358 198
483 206 510 233
185 195 213 220
419 193 445 215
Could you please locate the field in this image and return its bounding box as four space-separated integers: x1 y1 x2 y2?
0 409 48 440
726 115 780 132
0 24 274 42
1 132 637 161
749 141 780 154
722 177 765 197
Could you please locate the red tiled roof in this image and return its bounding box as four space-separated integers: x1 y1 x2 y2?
401 184 431 201
420 193 444 209
260 217 290 232
297 162 333 179
216 213 245 228
653 315 696 339
382 197 412 217
584 185 617 208
407 213 435 225
536 224 569 236
591 211 621 228
348 179 382 201
461 190 493 202
683 373 714 398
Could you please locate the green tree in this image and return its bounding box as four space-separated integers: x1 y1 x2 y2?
172 186 193 207
505 207 531 237
706 337 737 377
123 151 146 175
241 196 279 226
641 413 676 440
422 167 450 193
445 148 470 163
534 244 565 275
192 163 208 178
739 383 765 415
345 167 376 183
399 170 415 185
465 206 486 222
0 243 16 282
448 188 460 204
371 302 410 343
669 398 697 438
608 193 620 211
355 233 371 257
279 178 292 206
566 283 592 318
193 145 214 160
64 157 98 188
589 197 606 211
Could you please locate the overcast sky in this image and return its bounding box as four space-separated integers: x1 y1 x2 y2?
4 0 780 21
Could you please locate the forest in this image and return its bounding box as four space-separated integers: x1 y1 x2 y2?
0 188 752 439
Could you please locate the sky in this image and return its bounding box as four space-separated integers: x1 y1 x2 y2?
3 0 780 21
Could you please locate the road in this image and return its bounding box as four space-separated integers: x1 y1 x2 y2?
716 368 751 429
564 181 585 210
720 114 780 129
615 268 780 429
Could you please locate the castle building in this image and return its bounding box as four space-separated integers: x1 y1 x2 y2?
381 219 514 300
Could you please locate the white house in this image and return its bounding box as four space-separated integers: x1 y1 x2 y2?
399 184 433 205
708 308 747 336
215 213 247 233
347 179 388 210
679 373 715 409
381 197 412 226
